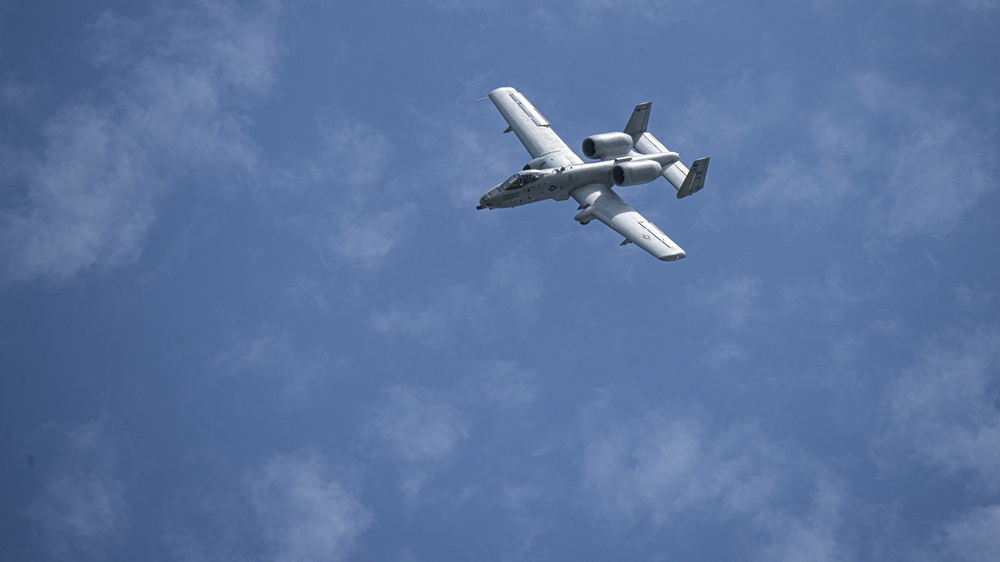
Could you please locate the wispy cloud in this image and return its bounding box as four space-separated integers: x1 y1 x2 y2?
369 253 544 345
678 61 997 251
210 324 335 403
579 405 856 559
936 504 1000 562
361 385 469 501
691 275 763 330
463 359 539 410
247 451 372 562
906 0 998 10
878 327 1000 491
751 478 853 562
27 420 128 559
0 0 280 284
268 119 415 269
580 414 779 525
851 72 997 241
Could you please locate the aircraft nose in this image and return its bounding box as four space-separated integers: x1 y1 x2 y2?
479 191 496 209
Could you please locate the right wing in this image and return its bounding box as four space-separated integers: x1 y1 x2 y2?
488 87 583 169
572 184 686 262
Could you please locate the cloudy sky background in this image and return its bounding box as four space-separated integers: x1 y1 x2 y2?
1 0 998 560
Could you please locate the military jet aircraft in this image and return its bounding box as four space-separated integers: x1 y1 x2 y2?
478 87 709 261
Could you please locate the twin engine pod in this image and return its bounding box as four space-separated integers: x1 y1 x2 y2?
583 132 675 187
612 160 663 186
582 132 633 160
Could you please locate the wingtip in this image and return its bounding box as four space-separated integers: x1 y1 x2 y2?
659 251 686 262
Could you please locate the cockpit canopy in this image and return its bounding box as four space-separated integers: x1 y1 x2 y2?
501 170 545 191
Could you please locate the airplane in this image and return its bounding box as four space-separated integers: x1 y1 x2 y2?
477 87 709 262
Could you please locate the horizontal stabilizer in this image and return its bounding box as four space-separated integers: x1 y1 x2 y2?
630 131 709 198
676 157 709 199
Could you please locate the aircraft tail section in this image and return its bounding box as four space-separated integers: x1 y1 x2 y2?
631 129 709 199
675 157 709 198
624 102 652 137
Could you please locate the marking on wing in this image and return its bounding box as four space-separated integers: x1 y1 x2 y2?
637 221 673 247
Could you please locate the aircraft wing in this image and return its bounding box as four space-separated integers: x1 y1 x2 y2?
488 87 584 169
571 184 686 261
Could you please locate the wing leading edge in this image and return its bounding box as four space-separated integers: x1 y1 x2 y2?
487 87 582 169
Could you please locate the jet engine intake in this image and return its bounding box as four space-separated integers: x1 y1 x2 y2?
612 160 663 186
582 132 634 160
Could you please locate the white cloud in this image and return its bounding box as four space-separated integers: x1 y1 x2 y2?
211 324 335 403
0 0 279 284
740 152 853 221
465 360 539 410
879 328 1000 491
580 414 779 525
268 120 415 269
719 70 996 243
906 0 998 10
361 385 469 500
751 479 853 562
247 451 372 562
579 405 857 560
852 73 997 241
0 72 35 108
937 504 1000 562
369 253 544 344
324 205 416 267
692 275 762 330
780 269 867 324
28 420 128 559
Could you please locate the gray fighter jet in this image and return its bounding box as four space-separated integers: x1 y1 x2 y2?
478 87 709 261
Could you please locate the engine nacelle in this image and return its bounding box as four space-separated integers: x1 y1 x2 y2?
523 157 547 170
612 160 663 186
582 132 633 160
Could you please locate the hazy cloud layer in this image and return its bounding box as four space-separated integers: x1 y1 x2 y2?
2 1 997 560
0 0 279 283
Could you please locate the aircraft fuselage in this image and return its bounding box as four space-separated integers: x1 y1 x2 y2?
478 152 678 210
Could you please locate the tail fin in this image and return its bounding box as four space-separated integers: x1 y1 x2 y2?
624 102 652 137
626 107 710 200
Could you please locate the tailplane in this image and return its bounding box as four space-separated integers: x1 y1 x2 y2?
624 102 710 199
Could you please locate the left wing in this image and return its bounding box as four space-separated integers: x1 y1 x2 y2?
487 87 583 169
572 184 686 262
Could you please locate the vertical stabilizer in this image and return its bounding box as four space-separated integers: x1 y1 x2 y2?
624 102 652 138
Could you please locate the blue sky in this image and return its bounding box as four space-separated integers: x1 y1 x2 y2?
1 0 998 560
